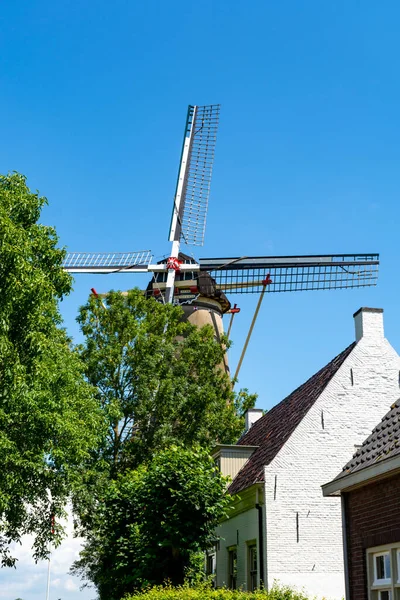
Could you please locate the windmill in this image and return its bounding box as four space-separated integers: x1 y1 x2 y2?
63 104 379 380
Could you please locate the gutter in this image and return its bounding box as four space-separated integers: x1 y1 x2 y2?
341 495 350 600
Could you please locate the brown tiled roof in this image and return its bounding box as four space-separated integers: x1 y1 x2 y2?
336 398 400 480
228 342 356 495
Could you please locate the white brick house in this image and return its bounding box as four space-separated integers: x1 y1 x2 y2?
212 308 400 599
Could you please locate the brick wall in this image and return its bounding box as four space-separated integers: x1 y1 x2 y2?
344 472 400 600
263 335 400 599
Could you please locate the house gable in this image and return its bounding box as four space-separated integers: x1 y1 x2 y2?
216 308 400 598
261 313 400 598
228 342 356 495
323 398 400 495
338 397 400 478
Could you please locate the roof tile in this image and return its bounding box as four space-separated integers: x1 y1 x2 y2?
335 397 400 479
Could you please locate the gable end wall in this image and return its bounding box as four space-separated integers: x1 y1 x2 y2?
263 337 400 599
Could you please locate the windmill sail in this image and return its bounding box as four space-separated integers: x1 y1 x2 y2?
169 104 220 247
63 250 153 273
145 253 379 304
200 254 379 294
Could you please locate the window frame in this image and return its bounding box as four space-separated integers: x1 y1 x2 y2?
378 591 392 600
397 551 400 585
366 543 400 600
374 552 392 586
247 543 258 592
227 546 237 590
205 550 216 588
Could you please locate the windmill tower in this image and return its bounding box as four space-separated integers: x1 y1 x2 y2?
63 104 379 380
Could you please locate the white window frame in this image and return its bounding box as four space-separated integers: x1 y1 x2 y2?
397 550 400 585
247 543 258 592
374 552 391 586
227 545 237 590
205 551 216 588
367 543 400 600
378 591 392 600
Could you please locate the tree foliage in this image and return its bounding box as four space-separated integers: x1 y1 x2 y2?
0 173 104 566
76 289 255 476
72 446 231 600
73 287 256 596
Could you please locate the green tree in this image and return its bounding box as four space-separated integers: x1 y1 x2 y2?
72 446 231 599
0 173 104 566
72 286 256 596
75 289 255 477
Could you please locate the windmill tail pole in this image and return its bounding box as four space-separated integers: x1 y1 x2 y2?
91 288 107 309
46 549 51 600
226 304 240 340
233 276 271 386
45 514 55 600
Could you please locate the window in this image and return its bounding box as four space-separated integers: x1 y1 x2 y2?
206 554 214 575
248 544 257 591
227 547 237 590
367 544 400 600
397 551 400 584
206 552 216 588
374 553 391 585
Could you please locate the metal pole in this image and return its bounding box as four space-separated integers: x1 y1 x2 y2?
233 277 271 384
45 545 51 600
226 305 237 340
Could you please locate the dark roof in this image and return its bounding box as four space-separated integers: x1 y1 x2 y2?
228 342 356 495
336 398 400 480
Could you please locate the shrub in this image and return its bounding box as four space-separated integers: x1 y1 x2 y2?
126 583 312 600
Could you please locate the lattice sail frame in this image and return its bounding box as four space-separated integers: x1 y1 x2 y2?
200 254 379 294
63 252 379 293
64 250 153 273
169 104 220 247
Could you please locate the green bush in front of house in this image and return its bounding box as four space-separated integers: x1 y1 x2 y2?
126 583 313 600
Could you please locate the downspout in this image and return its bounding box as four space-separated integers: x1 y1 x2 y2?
256 486 265 589
341 493 350 600
263 473 269 590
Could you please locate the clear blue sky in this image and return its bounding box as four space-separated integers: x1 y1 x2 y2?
1 1 400 597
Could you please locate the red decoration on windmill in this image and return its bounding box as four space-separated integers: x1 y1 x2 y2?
166 257 182 272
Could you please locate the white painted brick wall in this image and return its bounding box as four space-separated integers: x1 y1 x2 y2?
354 308 384 342
264 332 400 599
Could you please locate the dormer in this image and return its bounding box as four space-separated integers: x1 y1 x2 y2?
212 444 259 482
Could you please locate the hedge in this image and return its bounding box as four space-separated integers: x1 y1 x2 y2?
126 583 312 600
